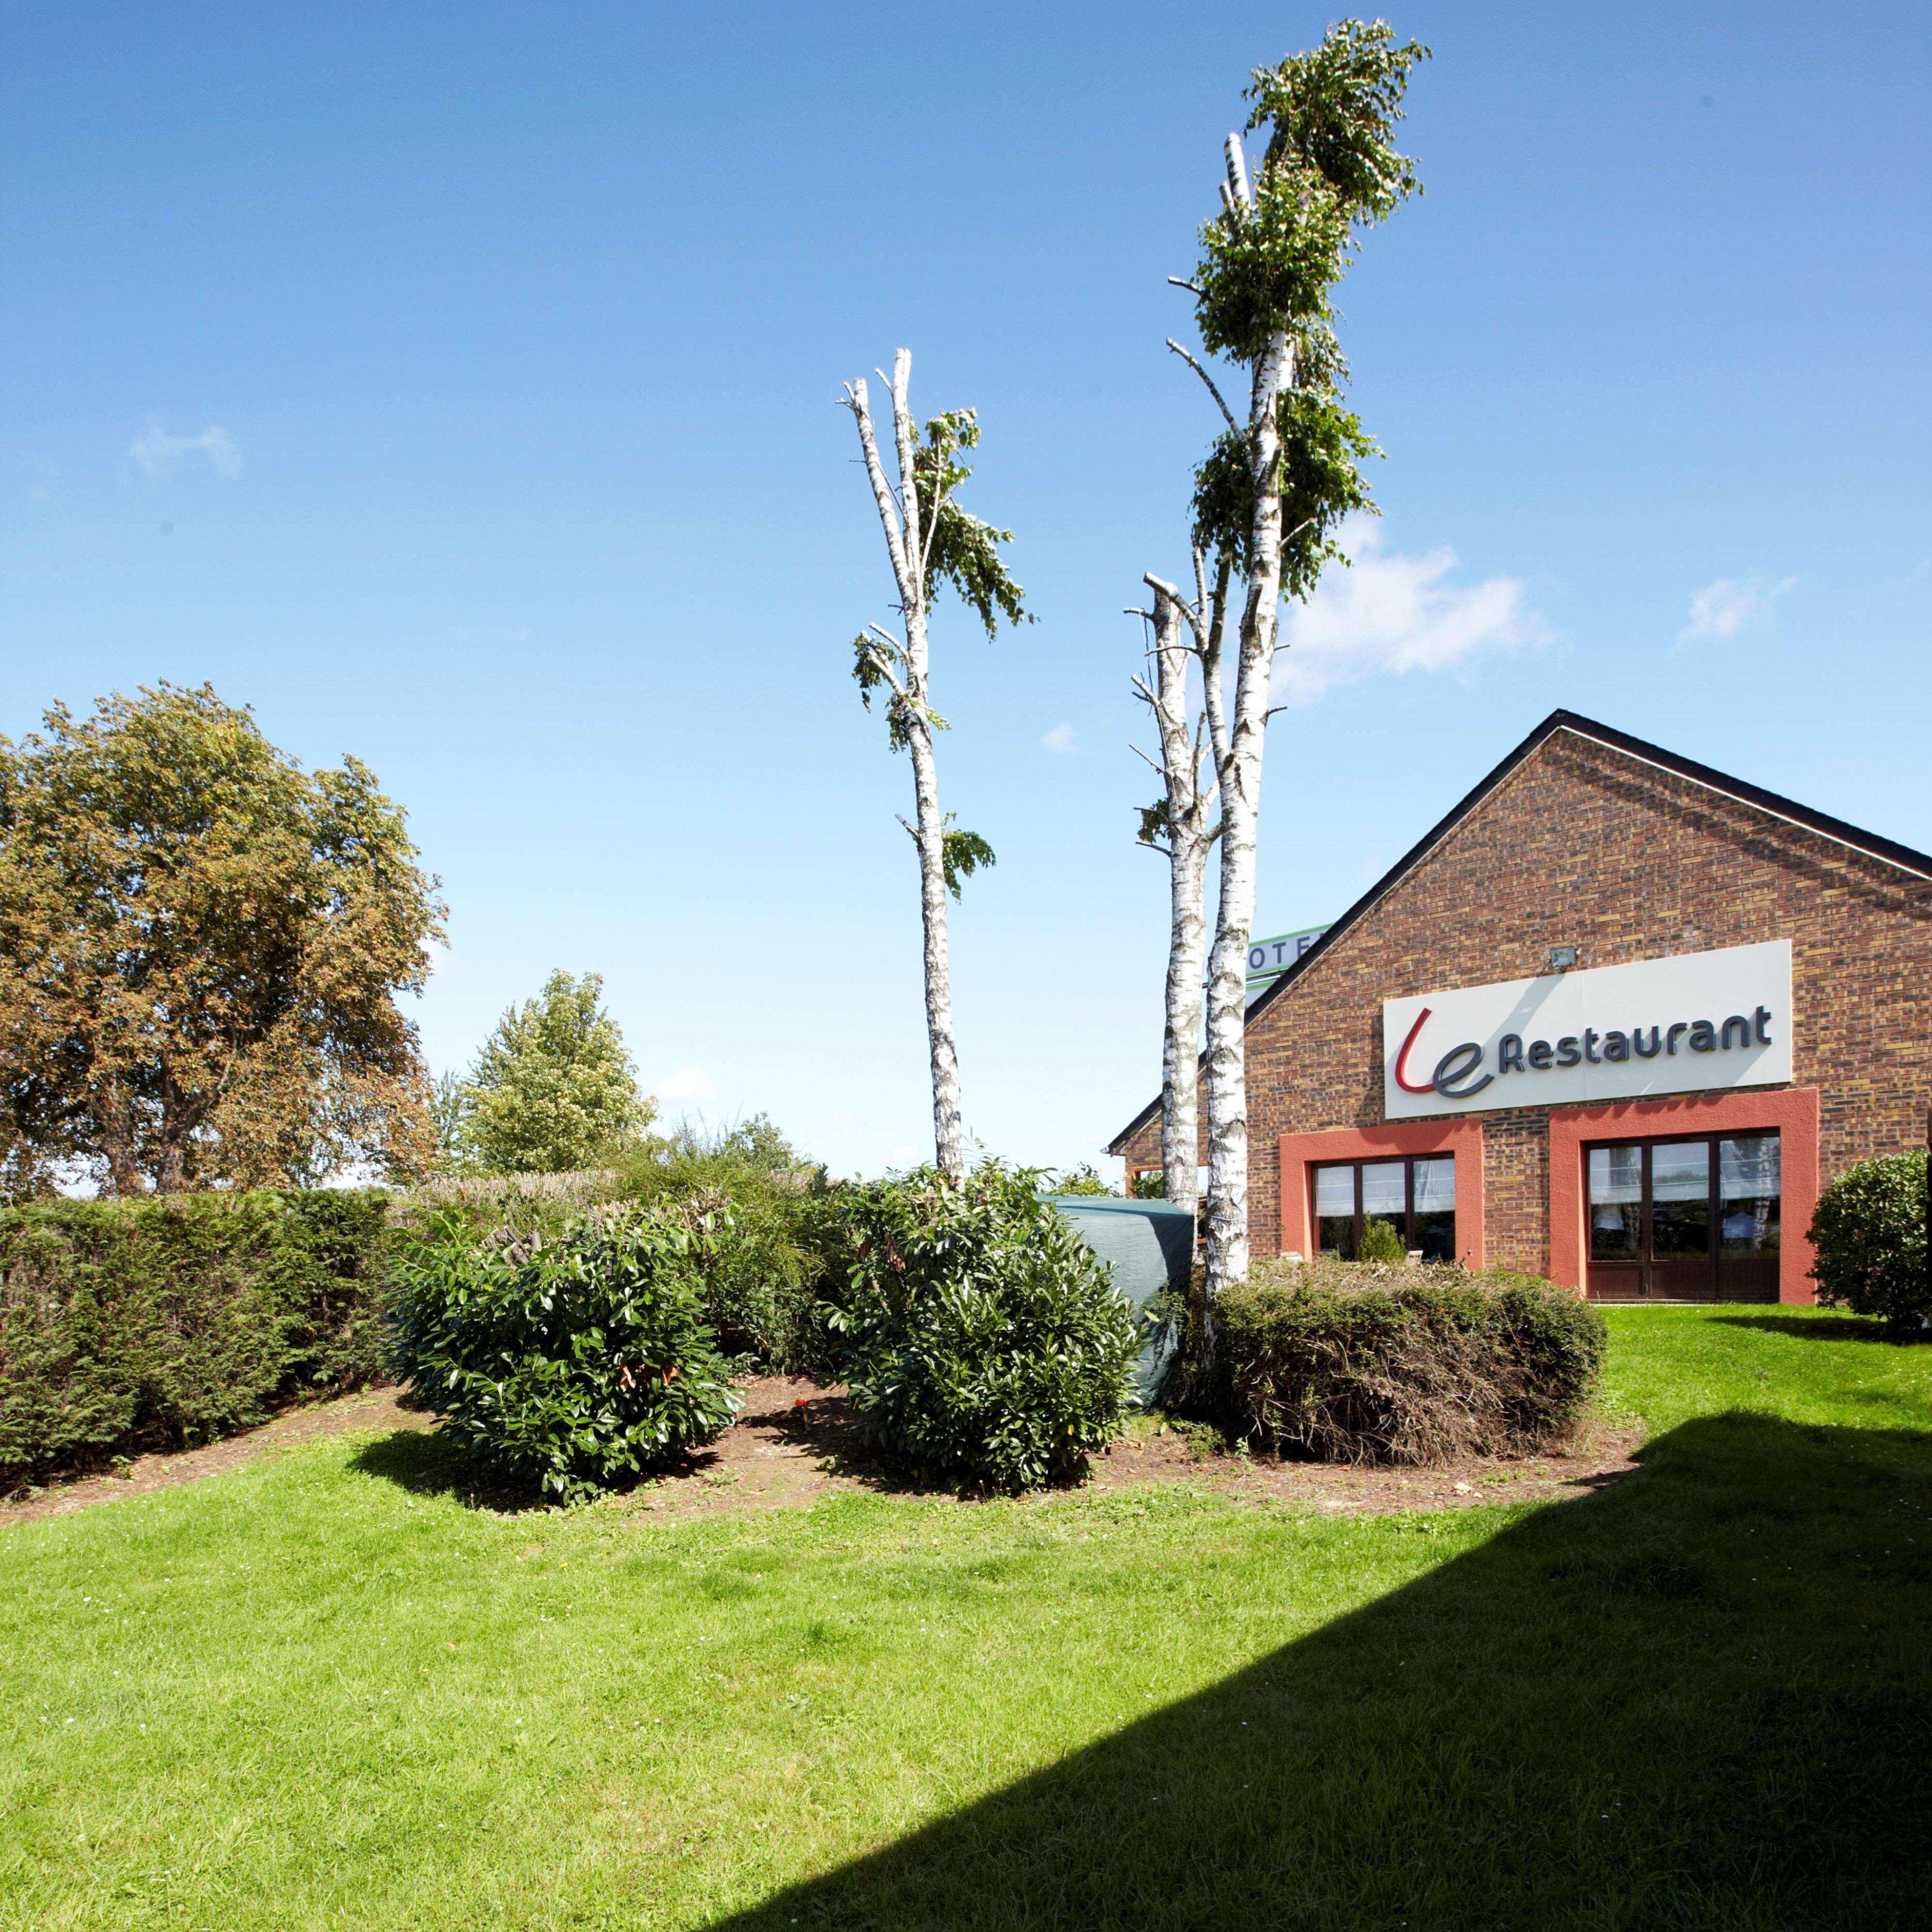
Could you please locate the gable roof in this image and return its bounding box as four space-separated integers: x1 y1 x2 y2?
1108 707 1932 1157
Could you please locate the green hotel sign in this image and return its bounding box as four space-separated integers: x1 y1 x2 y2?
1246 924 1330 992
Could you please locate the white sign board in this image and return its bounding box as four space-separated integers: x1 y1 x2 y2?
1382 941 1793 1119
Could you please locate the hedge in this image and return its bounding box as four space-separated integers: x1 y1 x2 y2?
1214 1259 1607 1464
0 1190 394 1488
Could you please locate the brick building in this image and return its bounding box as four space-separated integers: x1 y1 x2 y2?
1108 711 1932 1303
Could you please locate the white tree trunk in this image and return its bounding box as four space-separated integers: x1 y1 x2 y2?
906 709 965 1179
1144 586 1209 1217
1203 326 1293 1302
844 350 968 1182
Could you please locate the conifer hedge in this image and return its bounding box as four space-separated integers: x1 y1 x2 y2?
0 1191 393 1487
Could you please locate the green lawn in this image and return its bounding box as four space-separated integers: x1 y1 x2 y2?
4 1306 1930 1930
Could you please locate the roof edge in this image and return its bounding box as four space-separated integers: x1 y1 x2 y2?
1107 708 1932 1157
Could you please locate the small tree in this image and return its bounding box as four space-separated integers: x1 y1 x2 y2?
457 971 651 1175
841 351 1027 1181
1810 1151 1929 1334
0 683 443 1193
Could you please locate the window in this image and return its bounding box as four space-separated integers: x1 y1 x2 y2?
1585 1132 1781 1302
1312 1154 1457 1262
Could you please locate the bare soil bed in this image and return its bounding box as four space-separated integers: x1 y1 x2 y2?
4 1375 1640 1525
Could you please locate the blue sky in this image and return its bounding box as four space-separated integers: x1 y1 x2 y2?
4 1 1928 1178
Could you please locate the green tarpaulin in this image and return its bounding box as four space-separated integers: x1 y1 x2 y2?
1044 1195 1195 1407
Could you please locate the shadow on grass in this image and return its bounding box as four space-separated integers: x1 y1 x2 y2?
705 1412 1932 1931
346 1429 552 1515
1712 1311 1931 1345
752 1386 1082 1500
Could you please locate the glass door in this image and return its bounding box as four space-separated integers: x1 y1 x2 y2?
1585 1133 1780 1302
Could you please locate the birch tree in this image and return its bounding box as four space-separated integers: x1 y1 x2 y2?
1130 550 1231 1218
841 350 1026 1182
1176 21 1427 1299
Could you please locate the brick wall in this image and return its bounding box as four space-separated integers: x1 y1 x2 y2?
1117 727 1932 1274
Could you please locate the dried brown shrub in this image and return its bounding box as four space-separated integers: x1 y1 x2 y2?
1216 1258 1606 1466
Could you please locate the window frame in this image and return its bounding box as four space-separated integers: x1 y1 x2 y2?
1583 1128 1782 1299
1309 1153 1457 1262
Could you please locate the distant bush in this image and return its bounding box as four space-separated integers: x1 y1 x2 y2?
831 1162 1139 1491
1810 1151 1929 1334
0 1191 393 1488
1215 1259 1605 1465
1050 1164 1118 1197
399 1116 853 1376
607 1117 851 1374
389 1204 740 1500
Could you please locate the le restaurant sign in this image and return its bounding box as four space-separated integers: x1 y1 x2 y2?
1382 941 1793 1119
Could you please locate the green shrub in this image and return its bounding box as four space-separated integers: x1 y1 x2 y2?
0 1191 393 1487
1358 1217 1407 1263
388 1205 741 1499
831 1162 1139 1491
1810 1151 1929 1333
606 1117 851 1373
1216 1259 1606 1464
398 1117 854 1375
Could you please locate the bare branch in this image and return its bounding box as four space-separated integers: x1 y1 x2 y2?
887 350 923 607
1167 275 1202 295
1129 741 1167 778
843 376 913 602
1144 572 1211 653
1224 132 1253 209
1165 340 1238 435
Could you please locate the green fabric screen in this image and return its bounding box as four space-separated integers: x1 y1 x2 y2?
1044 1195 1195 1406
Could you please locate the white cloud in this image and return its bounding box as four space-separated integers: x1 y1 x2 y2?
1678 575 1797 643
652 1065 719 1105
888 1143 922 1166
827 1108 861 1128
129 419 242 480
1272 518 1546 705
1041 723 1076 753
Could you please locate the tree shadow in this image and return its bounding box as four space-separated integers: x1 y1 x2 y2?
1712 1311 1930 1345
750 1386 1091 1500
702 1412 1932 1931
346 1430 554 1514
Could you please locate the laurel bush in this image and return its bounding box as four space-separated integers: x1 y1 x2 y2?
389 1204 740 1499
1810 1151 1929 1334
831 1162 1139 1491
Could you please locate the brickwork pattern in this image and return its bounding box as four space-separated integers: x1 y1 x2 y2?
1118 729 1932 1274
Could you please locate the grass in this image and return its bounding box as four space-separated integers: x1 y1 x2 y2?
2 1305 1929 1929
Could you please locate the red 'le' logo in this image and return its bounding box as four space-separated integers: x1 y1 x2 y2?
1393 1007 1436 1094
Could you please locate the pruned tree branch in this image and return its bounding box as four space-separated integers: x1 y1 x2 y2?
1167 339 1239 434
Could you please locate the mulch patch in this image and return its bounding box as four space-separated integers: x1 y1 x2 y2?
2 1376 1641 1528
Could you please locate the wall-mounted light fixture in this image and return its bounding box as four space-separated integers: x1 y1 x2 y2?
1547 945 1579 972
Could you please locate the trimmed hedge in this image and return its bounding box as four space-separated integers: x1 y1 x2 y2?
0 1191 393 1487
1216 1260 1606 1465
1809 1151 1929 1334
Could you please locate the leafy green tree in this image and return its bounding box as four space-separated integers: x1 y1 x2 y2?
457 972 651 1175
0 683 443 1194
1173 20 1427 1303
